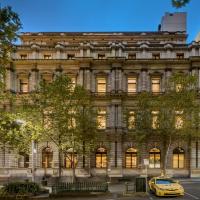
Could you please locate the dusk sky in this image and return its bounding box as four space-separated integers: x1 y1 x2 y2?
2 0 200 42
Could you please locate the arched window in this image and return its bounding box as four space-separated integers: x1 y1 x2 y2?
18 152 29 168
65 148 78 168
125 148 137 168
42 147 53 168
96 147 107 168
149 148 161 168
173 147 185 169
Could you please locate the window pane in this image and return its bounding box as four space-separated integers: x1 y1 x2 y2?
97 78 106 93
97 109 106 129
173 154 179 168
128 77 137 93
128 111 135 129
20 79 28 93
179 154 184 168
155 154 161 168
152 78 160 93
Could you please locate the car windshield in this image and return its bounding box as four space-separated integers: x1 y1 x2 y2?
156 179 176 184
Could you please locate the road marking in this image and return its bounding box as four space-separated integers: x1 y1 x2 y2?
149 196 154 200
185 192 199 199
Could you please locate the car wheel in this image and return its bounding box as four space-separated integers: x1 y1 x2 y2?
155 189 160 196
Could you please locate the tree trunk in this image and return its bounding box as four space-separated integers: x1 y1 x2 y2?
163 135 172 176
72 148 76 183
58 149 62 182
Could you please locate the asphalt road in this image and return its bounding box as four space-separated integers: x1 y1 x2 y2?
47 180 200 200
149 181 200 200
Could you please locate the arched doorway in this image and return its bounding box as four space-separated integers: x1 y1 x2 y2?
96 147 107 168
42 147 53 168
149 148 161 168
173 147 185 168
125 148 137 168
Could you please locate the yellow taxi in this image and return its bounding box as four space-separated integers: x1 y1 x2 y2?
149 176 184 197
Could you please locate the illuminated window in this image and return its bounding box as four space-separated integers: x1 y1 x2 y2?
152 53 160 60
151 77 161 93
20 79 29 93
149 148 161 168
128 111 135 130
97 77 106 93
70 77 76 90
127 77 137 93
97 108 106 129
175 111 183 129
20 54 27 59
176 84 182 92
125 148 137 168
173 147 184 168
96 147 107 168
176 53 184 59
65 149 77 168
18 152 29 168
68 109 76 129
152 111 159 129
42 147 53 168
44 54 52 59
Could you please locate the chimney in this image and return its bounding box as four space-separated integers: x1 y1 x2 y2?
160 12 186 32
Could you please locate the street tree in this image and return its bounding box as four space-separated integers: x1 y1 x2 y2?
172 0 191 8
24 74 98 182
0 6 21 84
128 73 200 175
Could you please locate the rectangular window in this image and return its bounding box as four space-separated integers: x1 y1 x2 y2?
20 54 27 59
98 54 105 59
68 54 75 59
152 53 160 60
44 54 52 59
175 111 183 129
128 53 136 59
176 53 184 59
20 79 28 93
68 109 76 129
97 77 106 93
97 108 106 129
128 111 135 129
152 111 159 129
127 77 137 93
176 83 182 92
151 77 161 93
71 77 76 88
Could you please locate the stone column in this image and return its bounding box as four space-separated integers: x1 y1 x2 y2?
117 105 122 128
77 69 84 86
118 69 122 91
165 68 172 89
5 68 12 91
141 69 147 91
85 69 91 91
111 69 115 92
29 68 39 92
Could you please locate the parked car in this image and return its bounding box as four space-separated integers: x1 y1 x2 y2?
149 176 184 197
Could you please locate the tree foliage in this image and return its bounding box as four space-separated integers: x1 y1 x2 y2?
0 6 21 79
23 74 98 180
128 73 200 174
172 0 191 8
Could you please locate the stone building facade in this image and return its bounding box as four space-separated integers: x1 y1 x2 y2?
1 13 200 182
